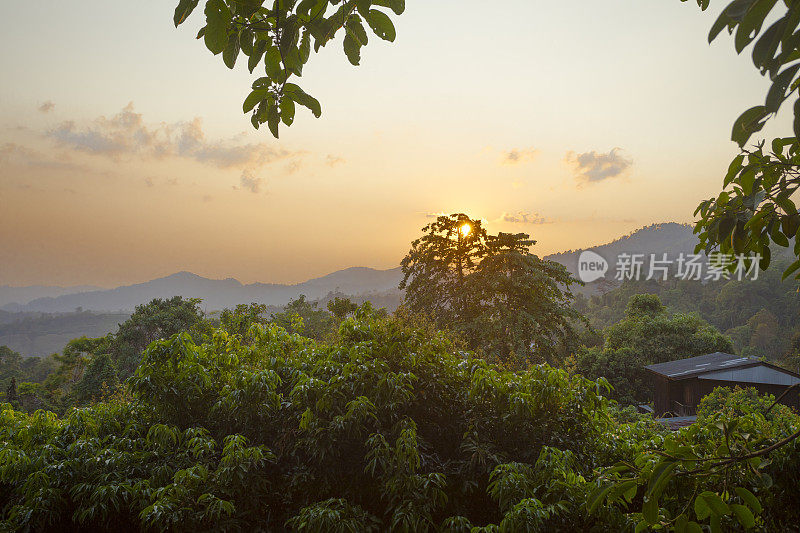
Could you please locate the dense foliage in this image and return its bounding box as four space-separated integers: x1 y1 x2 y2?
676 0 800 280
173 0 404 137
577 261 800 369
1 310 798 531
400 214 583 364
0 298 210 414
572 295 733 406
0 309 612 531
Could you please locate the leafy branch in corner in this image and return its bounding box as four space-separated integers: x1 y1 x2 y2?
174 0 405 137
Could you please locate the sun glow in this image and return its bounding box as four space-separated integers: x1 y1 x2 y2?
459 223 472 237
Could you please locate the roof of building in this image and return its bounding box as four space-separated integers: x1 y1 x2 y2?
698 366 800 386
645 352 764 380
656 416 697 430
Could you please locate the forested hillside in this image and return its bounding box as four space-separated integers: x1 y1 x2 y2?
4 0 800 527
5 268 403 314
1 214 799 531
0 311 130 358
577 258 800 365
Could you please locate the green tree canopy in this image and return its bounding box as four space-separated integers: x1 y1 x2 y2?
0 346 22 396
327 296 358 320
604 296 733 365
111 296 209 377
173 0 405 137
270 294 336 341
574 294 733 405
679 0 800 279
400 214 582 363
2 310 798 531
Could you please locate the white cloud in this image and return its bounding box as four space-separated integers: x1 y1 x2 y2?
501 211 552 224
326 154 345 167
502 147 537 165
46 103 304 174
236 170 263 194
565 148 632 183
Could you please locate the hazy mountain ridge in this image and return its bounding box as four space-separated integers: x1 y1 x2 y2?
544 222 698 276
0 311 130 358
0 285 102 308
4 267 404 313
2 223 698 314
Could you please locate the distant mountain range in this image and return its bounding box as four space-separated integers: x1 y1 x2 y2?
1 267 404 313
1 222 698 314
0 285 102 308
547 222 699 283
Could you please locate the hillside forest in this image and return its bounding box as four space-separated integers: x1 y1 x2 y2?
1 214 799 532
3 0 800 530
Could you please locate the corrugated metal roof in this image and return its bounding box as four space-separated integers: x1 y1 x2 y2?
656 416 697 430
698 366 800 386
645 352 761 380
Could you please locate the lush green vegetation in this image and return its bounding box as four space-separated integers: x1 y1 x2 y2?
576 259 800 371
401 214 582 365
0 215 798 531
572 294 733 406
1 308 797 531
6 0 800 529
0 310 130 358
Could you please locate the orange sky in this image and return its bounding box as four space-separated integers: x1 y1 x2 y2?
0 1 793 287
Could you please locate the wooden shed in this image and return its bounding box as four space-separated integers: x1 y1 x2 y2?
645 352 800 417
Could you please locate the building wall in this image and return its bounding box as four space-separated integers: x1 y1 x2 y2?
696 379 800 410
654 376 670 416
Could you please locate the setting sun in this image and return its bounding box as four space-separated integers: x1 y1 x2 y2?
459 223 472 237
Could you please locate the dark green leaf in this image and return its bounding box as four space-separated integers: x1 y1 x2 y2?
174 0 200 27
732 106 769 147
765 63 800 113
285 83 322 117
731 504 756 528
280 97 296 126
364 9 396 42
734 487 763 513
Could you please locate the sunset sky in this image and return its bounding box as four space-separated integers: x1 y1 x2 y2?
0 0 793 288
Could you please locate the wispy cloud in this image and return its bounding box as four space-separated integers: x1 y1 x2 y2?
236 170 263 194
38 101 55 113
285 160 302 174
501 211 552 225
45 103 304 173
565 148 632 184
326 154 345 167
502 147 537 165
0 142 84 171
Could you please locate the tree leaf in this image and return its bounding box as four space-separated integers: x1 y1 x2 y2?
731 504 756 528
695 491 731 520
343 33 362 65
364 9 396 42
642 496 659 524
280 97 296 126
586 484 613 514
204 0 230 55
734 487 763 514
243 89 267 113
732 106 769 147
765 63 800 113
223 33 240 69
285 83 322 117
174 0 200 27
